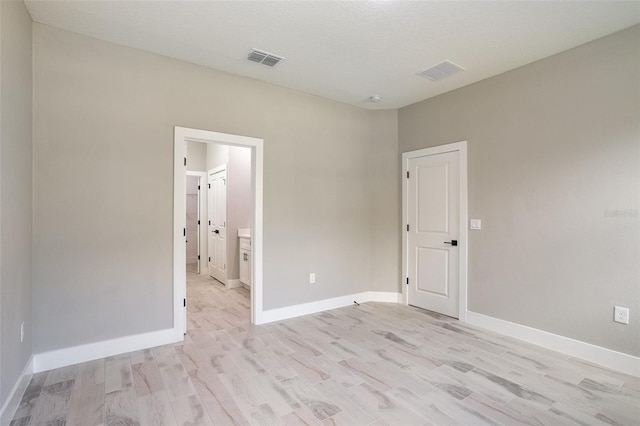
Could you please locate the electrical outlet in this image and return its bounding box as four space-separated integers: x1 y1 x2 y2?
20 322 24 343
614 306 629 324
309 273 316 284
470 219 482 230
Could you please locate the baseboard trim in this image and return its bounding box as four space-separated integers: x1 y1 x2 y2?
259 291 401 324
367 291 403 304
0 356 33 426
226 279 243 289
466 311 640 378
32 327 183 374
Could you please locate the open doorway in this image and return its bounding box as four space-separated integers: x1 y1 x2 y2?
186 173 204 274
184 143 251 332
184 142 252 331
174 127 264 336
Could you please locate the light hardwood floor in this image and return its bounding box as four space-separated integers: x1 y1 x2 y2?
10 268 640 425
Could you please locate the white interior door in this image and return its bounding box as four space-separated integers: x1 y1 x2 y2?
407 149 461 318
208 166 227 284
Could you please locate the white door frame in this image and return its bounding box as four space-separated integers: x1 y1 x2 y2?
402 141 469 321
187 171 207 274
174 126 264 335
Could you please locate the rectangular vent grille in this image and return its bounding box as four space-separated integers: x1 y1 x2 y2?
420 60 465 81
248 49 284 67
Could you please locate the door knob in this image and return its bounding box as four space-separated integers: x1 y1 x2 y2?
444 240 458 246
214 229 219 234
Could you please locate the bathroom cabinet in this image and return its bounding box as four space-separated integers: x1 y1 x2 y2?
239 236 251 288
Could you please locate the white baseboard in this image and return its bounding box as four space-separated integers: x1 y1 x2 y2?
259 291 401 324
32 327 183 374
366 291 402 304
0 355 33 426
466 311 640 378
226 279 243 289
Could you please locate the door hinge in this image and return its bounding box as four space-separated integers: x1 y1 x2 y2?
184 157 187 166
406 277 409 285
209 220 211 225
406 224 409 232
208 183 211 189
198 255 200 260
183 298 186 307
208 256 211 262
198 185 200 190
406 171 410 179
197 220 200 225
183 228 186 237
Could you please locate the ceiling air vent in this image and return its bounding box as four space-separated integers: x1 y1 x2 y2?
420 60 465 81
247 49 285 67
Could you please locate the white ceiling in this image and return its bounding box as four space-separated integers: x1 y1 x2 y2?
24 1 640 110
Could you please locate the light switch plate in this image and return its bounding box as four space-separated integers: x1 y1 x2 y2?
470 219 482 230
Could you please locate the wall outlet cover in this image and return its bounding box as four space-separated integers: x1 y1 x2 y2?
470 219 482 230
614 306 629 324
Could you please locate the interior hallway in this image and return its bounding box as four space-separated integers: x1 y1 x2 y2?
9 271 640 425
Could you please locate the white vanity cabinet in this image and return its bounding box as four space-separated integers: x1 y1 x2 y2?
238 231 251 288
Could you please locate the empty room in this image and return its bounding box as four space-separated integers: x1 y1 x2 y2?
1 1 638 425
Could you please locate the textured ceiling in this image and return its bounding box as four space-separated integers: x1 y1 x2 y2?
24 1 640 110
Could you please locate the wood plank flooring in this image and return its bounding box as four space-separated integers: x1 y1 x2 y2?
11 267 640 425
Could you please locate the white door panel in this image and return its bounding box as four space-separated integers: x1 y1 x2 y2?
407 150 460 318
417 163 450 233
417 247 449 296
208 166 227 285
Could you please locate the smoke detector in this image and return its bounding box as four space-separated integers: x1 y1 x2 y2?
247 49 285 67
369 95 382 103
420 60 465 81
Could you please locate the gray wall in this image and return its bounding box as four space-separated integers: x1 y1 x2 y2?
369 110 400 293
32 24 399 353
206 143 228 170
186 141 206 172
227 146 251 281
399 25 639 356
0 0 33 406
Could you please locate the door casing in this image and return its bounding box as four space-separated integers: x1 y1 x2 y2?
402 141 468 321
174 126 264 335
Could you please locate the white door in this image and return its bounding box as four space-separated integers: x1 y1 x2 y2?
406 149 461 318
208 166 227 284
